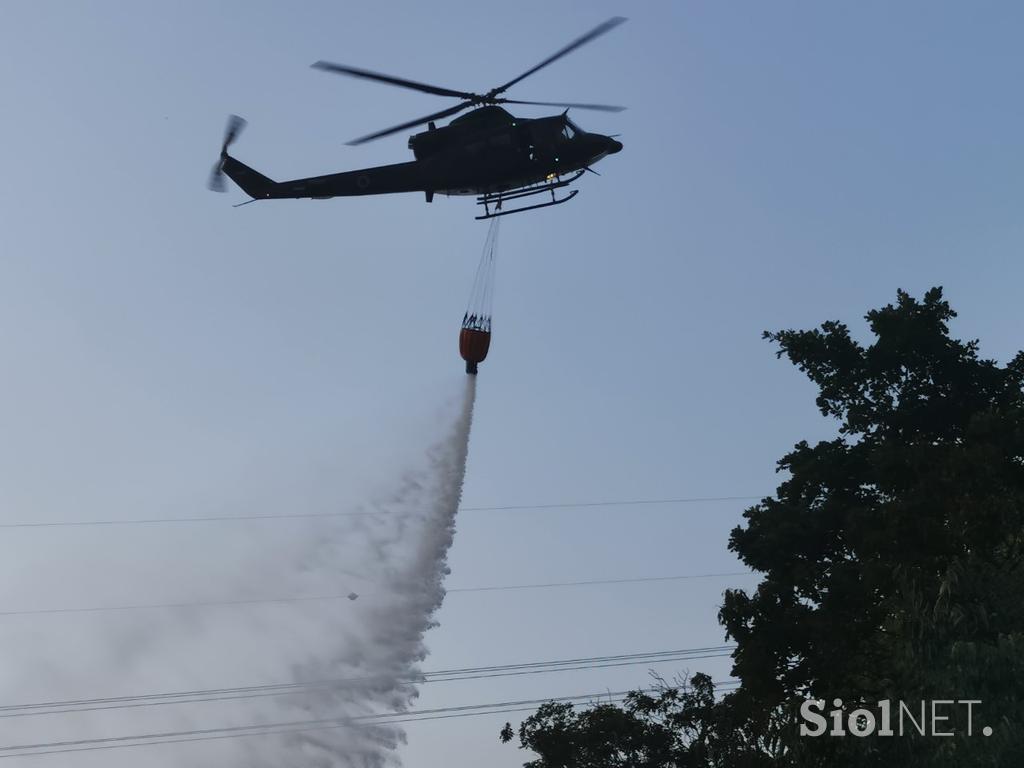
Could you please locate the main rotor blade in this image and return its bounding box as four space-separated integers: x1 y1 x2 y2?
312 61 477 100
493 16 627 96
501 99 626 113
346 102 473 145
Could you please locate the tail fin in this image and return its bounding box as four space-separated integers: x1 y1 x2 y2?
221 155 278 199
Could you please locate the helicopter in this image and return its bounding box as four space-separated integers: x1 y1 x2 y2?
208 17 626 219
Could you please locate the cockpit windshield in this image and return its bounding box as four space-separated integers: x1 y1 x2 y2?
561 119 581 140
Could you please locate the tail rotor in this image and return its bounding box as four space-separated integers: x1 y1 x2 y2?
207 114 247 192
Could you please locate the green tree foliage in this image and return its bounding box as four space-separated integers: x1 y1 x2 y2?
720 287 1024 764
502 289 1024 766
501 673 780 767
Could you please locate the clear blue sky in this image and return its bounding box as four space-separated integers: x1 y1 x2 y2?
0 1 1022 766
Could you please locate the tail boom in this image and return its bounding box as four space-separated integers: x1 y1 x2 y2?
221 155 425 200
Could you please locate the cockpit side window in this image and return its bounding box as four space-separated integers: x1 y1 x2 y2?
561 121 578 140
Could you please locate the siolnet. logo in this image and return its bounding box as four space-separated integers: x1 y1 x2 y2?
799 699 993 738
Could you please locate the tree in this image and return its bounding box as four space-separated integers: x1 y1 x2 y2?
720 287 1024 764
503 289 1024 766
500 673 778 767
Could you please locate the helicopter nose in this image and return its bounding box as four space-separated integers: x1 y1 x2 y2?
583 134 623 160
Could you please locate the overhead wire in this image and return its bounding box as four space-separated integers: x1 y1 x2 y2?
0 646 736 719
464 495 762 512
0 657 733 720
0 495 763 529
0 571 754 618
0 682 742 758
0 491 756 748
447 571 754 593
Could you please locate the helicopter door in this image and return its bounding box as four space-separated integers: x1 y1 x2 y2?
488 131 513 148
524 121 562 164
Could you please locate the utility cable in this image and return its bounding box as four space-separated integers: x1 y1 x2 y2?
0 495 762 530
0 646 735 718
0 571 754 618
447 572 754 592
0 682 742 758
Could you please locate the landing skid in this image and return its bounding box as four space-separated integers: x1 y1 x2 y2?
475 170 585 220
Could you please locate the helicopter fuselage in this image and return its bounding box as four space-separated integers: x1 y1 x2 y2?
219 107 622 205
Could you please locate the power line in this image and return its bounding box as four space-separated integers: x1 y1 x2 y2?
0 702 637 759
0 495 762 530
0 646 736 718
0 571 754 618
0 682 742 758
2 657 734 720
4 655 733 716
448 572 754 593
463 496 761 512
